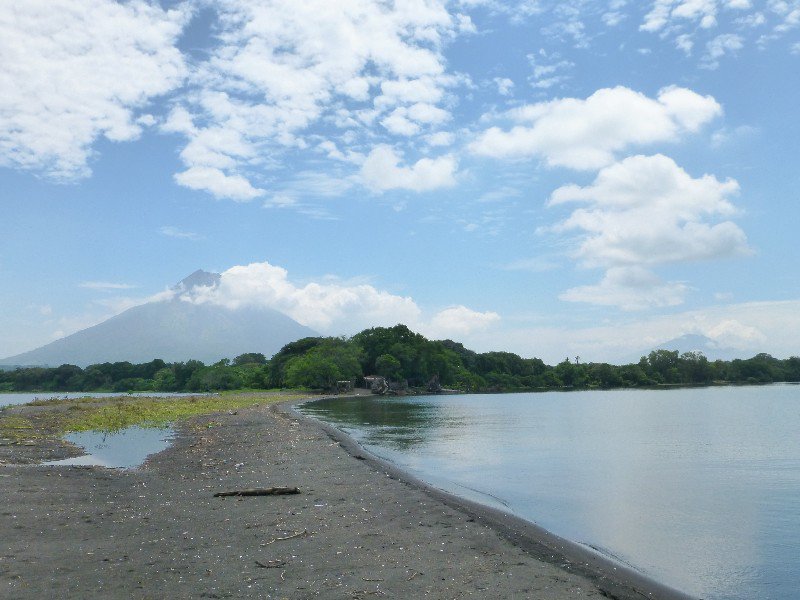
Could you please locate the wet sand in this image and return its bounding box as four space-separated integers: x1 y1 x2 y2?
0 395 693 599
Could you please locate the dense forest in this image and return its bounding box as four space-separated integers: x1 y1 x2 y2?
2 325 799 394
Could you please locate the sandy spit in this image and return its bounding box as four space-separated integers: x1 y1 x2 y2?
0 395 695 599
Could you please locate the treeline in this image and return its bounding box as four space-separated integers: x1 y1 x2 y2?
2 324 799 394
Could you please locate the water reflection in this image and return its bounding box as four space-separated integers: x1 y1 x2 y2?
42 426 174 469
302 396 466 451
301 386 800 600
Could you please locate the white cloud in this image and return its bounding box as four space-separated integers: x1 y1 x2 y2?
676 33 695 54
159 226 202 240
462 299 800 364
602 10 627 26
639 0 777 57
174 166 264 201
527 50 574 89
181 261 421 332
262 194 338 221
382 110 422 136
0 0 188 180
550 154 747 268
493 77 515 96
167 0 464 200
263 195 297 209
736 11 766 26
559 266 689 310
470 86 721 170
177 261 499 339
702 33 744 68
771 0 800 32
706 318 766 348
426 131 455 147
426 305 501 337
360 145 457 192
642 0 720 32
79 282 138 291
549 154 749 310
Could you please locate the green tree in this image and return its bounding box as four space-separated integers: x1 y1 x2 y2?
153 368 178 391
233 352 267 366
375 354 402 380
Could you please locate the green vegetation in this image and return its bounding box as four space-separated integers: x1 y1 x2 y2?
0 392 305 443
2 325 799 395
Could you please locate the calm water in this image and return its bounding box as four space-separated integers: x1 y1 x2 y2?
42 426 175 469
0 391 208 409
300 385 800 600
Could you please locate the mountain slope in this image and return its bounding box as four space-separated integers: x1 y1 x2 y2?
0 271 317 367
652 333 753 361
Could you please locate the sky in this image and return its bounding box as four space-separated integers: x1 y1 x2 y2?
2 0 799 364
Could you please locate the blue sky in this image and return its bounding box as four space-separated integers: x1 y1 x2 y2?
2 0 799 364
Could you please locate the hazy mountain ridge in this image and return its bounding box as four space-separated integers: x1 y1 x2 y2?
0 271 316 367
652 333 754 362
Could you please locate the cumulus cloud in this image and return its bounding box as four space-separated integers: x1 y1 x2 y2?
706 318 766 349
360 145 457 192
469 86 721 170
181 262 422 332
174 261 502 340
166 0 465 200
427 305 501 337
0 0 188 180
550 154 747 267
550 154 749 309
174 166 264 201
559 267 689 310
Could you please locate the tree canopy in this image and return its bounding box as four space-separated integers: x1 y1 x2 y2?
2 325 798 393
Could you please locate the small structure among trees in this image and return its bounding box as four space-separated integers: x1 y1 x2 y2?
363 375 389 395
335 380 353 394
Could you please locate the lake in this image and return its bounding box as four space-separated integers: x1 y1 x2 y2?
299 385 800 600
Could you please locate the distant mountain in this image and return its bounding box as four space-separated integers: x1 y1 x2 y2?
615 333 757 365
0 270 317 367
651 333 752 362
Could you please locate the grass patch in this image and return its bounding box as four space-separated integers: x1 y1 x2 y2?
0 415 37 443
64 393 308 433
0 392 312 442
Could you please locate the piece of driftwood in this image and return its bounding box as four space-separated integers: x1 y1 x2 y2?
255 559 286 569
214 486 299 497
263 529 310 545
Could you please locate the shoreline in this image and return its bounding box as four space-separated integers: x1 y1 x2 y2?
286 395 696 600
1 392 696 598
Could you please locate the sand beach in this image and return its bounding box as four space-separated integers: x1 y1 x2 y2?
0 394 693 599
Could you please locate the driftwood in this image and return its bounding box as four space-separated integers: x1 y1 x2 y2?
263 529 310 545
255 559 286 569
214 486 299 497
